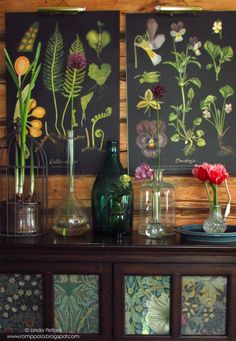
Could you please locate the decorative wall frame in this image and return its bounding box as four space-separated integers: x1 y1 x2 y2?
6 11 120 174
126 12 236 174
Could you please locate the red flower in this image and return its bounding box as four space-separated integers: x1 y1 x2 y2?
151 83 166 100
206 163 229 185
192 163 209 182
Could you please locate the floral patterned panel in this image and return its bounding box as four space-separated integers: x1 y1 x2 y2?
125 275 170 335
0 274 43 333
54 274 99 334
181 276 227 335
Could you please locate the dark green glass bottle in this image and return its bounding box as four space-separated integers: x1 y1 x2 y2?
92 140 133 236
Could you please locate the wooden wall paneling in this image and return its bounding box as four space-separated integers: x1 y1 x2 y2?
0 0 236 227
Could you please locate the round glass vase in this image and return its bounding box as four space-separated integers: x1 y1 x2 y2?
52 130 90 236
203 205 227 233
138 169 176 239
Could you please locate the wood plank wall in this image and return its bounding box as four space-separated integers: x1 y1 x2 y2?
1 0 236 228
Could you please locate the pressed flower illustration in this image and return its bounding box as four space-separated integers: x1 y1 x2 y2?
164 23 205 155
86 21 111 61
17 21 39 52
134 18 165 68
170 21 186 42
200 85 234 155
134 71 160 84
204 39 233 81
136 89 160 116
212 19 222 39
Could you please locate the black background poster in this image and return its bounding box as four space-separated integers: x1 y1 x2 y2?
126 12 236 174
6 11 120 174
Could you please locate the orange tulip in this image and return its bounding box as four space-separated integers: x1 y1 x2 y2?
14 56 30 76
30 119 43 129
28 98 37 111
29 126 42 138
29 106 46 119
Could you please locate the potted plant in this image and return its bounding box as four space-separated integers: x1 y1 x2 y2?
0 42 48 235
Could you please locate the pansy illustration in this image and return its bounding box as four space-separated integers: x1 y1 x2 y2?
212 19 222 39
136 89 160 116
134 18 165 68
189 36 202 56
170 21 186 42
136 120 167 158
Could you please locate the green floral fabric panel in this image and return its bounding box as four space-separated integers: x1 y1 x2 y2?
0 274 43 333
181 276 227 335
125 275 170 335
54 274 99 334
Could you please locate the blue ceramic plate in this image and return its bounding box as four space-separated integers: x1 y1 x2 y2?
175 225 236 243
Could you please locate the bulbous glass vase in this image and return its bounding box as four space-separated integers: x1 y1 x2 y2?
138 169 175 239
203 205 227 233
52 130 90 236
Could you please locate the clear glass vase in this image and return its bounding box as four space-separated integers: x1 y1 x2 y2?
138 169 175 238
52 130 90 236
203 205 227 233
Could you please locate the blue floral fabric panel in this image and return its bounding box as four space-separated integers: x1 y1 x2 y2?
0 274 43 333
181 275 227 335
125 275 170 335
54 274 99 334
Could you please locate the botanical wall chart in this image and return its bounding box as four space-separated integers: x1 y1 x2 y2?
126 12 236 174
5 11 120 174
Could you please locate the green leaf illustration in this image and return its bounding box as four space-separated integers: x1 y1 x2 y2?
86 21 111 60
220 46 233 62
204 41 221 59
196 130 204 137
219 85 234 99
88 63 111 86
81 92 94 114
197 138 206 147
135 71 160 84
187 88 194 101
43 23 64 93
169 113 177 121
193 117 202 126
63 35 86 98
171 134 180 142
189 77 201 88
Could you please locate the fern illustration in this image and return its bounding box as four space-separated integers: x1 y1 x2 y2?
91 107 112 149
43 23 64 135
61 35 86 134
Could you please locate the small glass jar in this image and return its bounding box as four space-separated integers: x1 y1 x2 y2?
138 169 175 238
203 205 227 233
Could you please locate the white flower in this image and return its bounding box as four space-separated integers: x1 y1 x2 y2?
18 289 24 296
7 297 13 303
145 293 170 334
9 277 16 283
3 312 8 318
32 305 39 312
34 289 40 295
26 290 32 296
5 304 10 311
225 103 232 113
13 294 19 300
21 305 27 311
24 275 31 281
19 281 25 286
212 20 222 34
203 109 211 119
31 281 37 287
11 307 17 313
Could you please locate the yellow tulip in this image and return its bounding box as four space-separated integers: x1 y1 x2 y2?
30 119 43 129
29 126 42 138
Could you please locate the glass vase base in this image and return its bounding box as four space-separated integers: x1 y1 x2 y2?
140 221 173 239
203 220 227 233
53 222 90 236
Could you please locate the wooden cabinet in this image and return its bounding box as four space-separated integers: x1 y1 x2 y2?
1 231 236 340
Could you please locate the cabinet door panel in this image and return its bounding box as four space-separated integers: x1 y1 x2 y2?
54 274 99 334
0 273 43 333
181 275 227 336
125 275 170 335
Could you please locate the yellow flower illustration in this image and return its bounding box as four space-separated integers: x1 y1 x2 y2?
14 56 30 76
137 89 160 115
212 19 222 39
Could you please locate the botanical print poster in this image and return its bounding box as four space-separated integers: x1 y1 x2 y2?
5 11 120 174
126 12 236 174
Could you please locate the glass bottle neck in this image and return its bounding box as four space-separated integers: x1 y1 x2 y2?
107 140 120 160
67 130 75 193
152 169 164 182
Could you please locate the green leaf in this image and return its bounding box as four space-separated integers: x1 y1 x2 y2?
169 112 177 121
189 77 201 88
43 23 64 92
196 129 205 137
220 46 233 62
187 88 194 101
197 138 206 147
188 60 201 69
163 61 179 71
81 91 94 114
204 40 221 59
88 63 111 86
171 134 180 142
206 64 213 70
193 117 202 126
202 95 216 108
219 85 234 99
